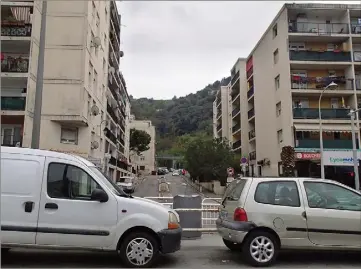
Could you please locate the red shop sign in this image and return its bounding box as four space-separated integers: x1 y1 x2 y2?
295 152 321 160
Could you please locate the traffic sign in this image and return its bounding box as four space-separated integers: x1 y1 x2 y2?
227 167 234 176
241 157 248 164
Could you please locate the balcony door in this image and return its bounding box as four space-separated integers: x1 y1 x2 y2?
291 70 307 89
1 126 22 147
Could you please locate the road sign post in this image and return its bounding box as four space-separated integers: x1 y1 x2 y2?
240 157 248 176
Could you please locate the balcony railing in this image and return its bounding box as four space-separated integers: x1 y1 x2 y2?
216 111 222 119
1 97 26 110
351 24 361 34
104 127 117 145
290 75 354 90
117 159 127 170
217 124 222 132
117 135 124 146
1 135 22 147
109 156 117 166
232 124 240 133
232 140 242 150
249 151 256 161
296 139 358 149
1 22 32 37
249 129 256 140
289 50 351 62
288 22 349 34
248 108 255 119
232 107 240 117
247 86 254 99
247 67 253 79
354 51 361 62
1 54 29 73
293 108 351 119
356 79 361 90
231 70 240 85
107 103 120 124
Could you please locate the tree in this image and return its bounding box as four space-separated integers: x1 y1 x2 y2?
184 136 234 183
280 146 295 176
129 128 151 155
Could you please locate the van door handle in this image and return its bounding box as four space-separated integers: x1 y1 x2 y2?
301 211 307 219
45 203 58 209
24 201 34 213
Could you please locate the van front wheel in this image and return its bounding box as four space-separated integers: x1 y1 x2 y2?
118 232 160 268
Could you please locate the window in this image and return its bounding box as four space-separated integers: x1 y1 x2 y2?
275 75 280 89
224 179 248 201
47 163 101 200
304 182 361 211
140 156 145 161
60 127 78 145
254 181 300 207
277 129 283 143
272 24 278 38
289 42 306 51
276 101 281 117
273 49 279 64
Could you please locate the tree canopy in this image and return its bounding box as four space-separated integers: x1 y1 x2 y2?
129 128 151 155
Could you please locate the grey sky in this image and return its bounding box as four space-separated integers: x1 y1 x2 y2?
117 1 354 100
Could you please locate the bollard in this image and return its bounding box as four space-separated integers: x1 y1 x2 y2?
173 195 202 239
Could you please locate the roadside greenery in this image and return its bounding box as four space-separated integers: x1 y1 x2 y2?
129 128 152 155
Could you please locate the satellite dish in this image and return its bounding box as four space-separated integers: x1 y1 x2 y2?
108 66 115 75
91 36 101 48
91 141 99 149
119 51 124 57
90 105 99 116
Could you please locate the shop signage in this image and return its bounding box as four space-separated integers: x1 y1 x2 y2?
295 152 321 160
323 150 361 166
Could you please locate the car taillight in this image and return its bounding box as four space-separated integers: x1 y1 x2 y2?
234 207 248 221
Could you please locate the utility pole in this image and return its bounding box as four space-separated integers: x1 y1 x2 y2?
31 1 47 149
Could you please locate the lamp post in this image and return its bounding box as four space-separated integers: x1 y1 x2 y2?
319 81 338 179
348 108 360 191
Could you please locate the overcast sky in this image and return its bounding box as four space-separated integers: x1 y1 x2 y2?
117 1 356 100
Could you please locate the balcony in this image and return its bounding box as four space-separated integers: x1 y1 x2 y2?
354 51 361 62
249 151 256 161
1 22 32 37
216 110 221 119
1 54 29 73
231 70 240 85
288 22 349 34
117 135 124 145
232 124 240 133
232 140 242 150
117 159 128 170
356 79 361 90
289 50 351 62
1 97 26 110
351 24 361 34
248 108 255 119
296 139 358 149
107 103 119 124
247 86 254 99
249 129 256 140
231 87 240 100
293 108 350 120
104 127 117 145
232 107 240 117
109 156 117 166
1 135 22 147
217 124 222 132
290 75 354 90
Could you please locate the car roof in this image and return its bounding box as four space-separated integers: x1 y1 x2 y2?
239 176 342 184
1 146 95 167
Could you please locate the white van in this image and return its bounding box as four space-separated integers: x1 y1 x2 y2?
1 147 182 268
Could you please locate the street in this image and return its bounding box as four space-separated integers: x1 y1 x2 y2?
2 174 361 268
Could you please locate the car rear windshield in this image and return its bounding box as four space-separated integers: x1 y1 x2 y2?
223 179 248 201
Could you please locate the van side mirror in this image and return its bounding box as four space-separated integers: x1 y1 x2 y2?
91 189 108 203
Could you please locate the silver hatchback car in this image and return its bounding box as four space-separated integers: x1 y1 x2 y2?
216 177 361 267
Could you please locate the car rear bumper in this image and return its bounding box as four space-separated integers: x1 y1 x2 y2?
157 227 182 254
216 218 256 244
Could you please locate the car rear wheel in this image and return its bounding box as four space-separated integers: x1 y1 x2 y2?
241 231 279 267
118 231 160 268
222 238 242 251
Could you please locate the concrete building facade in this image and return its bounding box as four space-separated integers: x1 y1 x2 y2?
213 85 232 145
129 115 156 175
1 0 132 179
220 3 361 178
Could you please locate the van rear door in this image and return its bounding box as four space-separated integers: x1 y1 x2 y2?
1 153 45 245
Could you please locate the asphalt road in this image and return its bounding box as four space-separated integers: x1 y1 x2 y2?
2 235 361 268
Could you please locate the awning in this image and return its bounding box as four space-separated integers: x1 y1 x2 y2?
294 123 353 132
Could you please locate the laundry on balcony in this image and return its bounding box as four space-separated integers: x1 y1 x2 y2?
291 75 346 88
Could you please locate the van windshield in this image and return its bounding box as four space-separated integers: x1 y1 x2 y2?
89 167 129 197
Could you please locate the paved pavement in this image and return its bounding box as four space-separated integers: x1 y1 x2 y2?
2 234 361 268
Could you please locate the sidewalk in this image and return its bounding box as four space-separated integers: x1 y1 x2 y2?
182 175 222 199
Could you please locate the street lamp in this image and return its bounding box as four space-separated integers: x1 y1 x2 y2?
319 81 338 179
348 108 360 191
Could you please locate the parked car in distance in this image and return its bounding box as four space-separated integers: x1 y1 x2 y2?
172 170 180 176
116 176 135 193
216 177 361 267
157 168 166 175
1 147 182 268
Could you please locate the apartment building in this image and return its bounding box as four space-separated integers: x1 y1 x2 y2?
226 3 361 178
129 115 156 175
1 0 132 179
213 85 232 144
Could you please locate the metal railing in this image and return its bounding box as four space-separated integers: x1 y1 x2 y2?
288 22 349 34
231 70 240 86
145 196 222 232
1 23 32 37
249 129 256 140
1 97 26 110
289 50 351 62
290 76 354 90
293 107 352 120
247 86 254 99
351 24 361 34
232 140 241 149
1 54 29 73
354 51 361 62
248 107 255 119
232 124 240 133
232 107 240 117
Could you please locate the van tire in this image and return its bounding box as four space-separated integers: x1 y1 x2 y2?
118 231 160 268
241 231 279 267
222 239 242 251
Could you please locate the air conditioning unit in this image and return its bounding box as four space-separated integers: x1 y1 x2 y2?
91 141 99 149
91 105 99 116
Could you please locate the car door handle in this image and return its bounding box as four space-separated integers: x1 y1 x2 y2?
45 203 58 209
24 201 34 213
301 211 307 219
